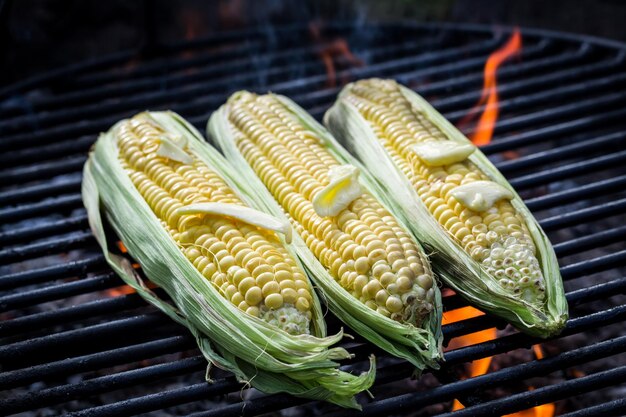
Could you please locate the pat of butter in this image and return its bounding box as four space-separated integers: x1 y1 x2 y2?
450 181 514 212
313 164 362 217
156 134 193 164
410 141 475 166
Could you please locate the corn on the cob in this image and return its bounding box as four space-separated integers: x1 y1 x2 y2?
325 79 568 338
116 115 313 334
210 93 442 370
82 111 374 408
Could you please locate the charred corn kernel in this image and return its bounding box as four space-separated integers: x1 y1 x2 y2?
222 92 436 326
336 79 545 304
115 113 314 334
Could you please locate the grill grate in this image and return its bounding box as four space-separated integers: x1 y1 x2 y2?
1 22 626 416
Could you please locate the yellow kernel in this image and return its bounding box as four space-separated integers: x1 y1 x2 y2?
262 281 280 296
279 280 296 290
195 256 210 272
297 288 312 301
354 257 370 275
219 255 235 270
213 272 226 287
264 293 284 309
238 301 249 311
397 276 412 291
185 247 202 261
245 286 263 305
392 259 409 272
375 289 389 305
238 277 256 294
342 243 357 259
387 251 403 264
201 263 217 279
380 271 396 287
417 274 433 290
368 248 387 263
275 270 292 282
397 266 413 278
353 245 367 259
224 284 237 299
376 306 391 317
294 279 308 290
232 268 250 286
252 264 273 277
372 262 391 277
282 288 298 304
274 262 292 271
364 280 382 298
246 306 260 317
231 292 243 305
255 272 274 287
354 275 369 294
296 297 310 312
386 296 403 313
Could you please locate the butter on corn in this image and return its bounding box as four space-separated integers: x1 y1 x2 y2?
209 92 443 370
325 79 568 338
82 111 374 408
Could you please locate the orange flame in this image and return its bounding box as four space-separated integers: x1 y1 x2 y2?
459 29 522 146
444 302 554 415
107 241 140 297
442 305 497 411
309 21 363 88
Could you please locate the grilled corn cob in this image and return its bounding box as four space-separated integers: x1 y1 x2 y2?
82 111 374 408
210 92 442 370
325 79 567 338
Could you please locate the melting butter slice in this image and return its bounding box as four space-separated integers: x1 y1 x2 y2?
156 134 193 164
177 203 292 243
313 164 363 217
410 141 475 166
450 181 514 212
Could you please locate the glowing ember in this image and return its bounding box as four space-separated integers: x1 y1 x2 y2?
459 29 522 146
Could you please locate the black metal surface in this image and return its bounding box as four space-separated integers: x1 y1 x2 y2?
1 21 626 416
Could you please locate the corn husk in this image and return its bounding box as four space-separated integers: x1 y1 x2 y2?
209 95 443 371
325 80 568 338
82 111 375 408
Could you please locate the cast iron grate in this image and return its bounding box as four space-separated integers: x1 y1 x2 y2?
1 22 625 416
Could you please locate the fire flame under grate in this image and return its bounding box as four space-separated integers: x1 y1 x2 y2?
1 22 626 416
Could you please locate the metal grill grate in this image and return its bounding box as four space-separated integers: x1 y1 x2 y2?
1 22 625 416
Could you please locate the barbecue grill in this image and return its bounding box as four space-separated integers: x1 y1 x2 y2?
1 21 626 416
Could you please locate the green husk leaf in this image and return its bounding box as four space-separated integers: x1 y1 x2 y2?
325 79 568 338
209 94 443 371
82 111 375 408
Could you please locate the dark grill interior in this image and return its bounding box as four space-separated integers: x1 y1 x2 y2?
1 22 626 416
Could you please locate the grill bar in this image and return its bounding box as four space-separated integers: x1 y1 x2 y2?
0 357 207 416
0 335 194 390
0 256 106 290
0 293 145 336
1 22 625 416
435 366 626 417
5 303 625 417
0 273 117 313
559 398 626 417
0 231 95 265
